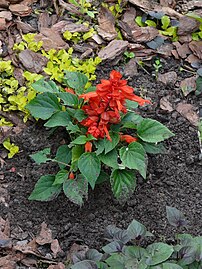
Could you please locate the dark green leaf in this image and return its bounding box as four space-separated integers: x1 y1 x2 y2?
146 243 174 266
98 149 119 169
74 109 87 121
63 71 88 95
54 145 72 169
110 169 136 199
72 145 84 163
85 86 96 93
63 176 88 206
26 92 62 120
44 111 71 127
30 148 51 164
119 142 147 178
141 142 167 154
137 118 174 143
125 100 138 109
29 175 62 201
123 246 148 260
94 139 105 155
104 132 120 154
162 263 183 269
71 135 88 145
78 153 101 189
96 171 108 185
121 111 143 125
31 79 60 93
58 92 78 107
66 122 80 134
166 206 187 227
53 169 69 185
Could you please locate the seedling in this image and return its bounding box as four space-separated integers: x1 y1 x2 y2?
153 58 162 79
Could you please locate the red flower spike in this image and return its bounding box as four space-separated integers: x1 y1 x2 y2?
120 134 138 144
69 172 75 179
85 141 93 152
79 70 150 141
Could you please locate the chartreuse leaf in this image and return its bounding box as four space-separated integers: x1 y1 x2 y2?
26 92 62 120
31 79 60 93
44 111 71 127
104 132 120 154
110 169 136 199
29 175 62 201
98 149 119 169
53 169 69 185
63 71 88 95
30 148 51 164
137 118 174 143
54 145 72 169
3 138 19 158
146 242 174 266
78 152 101 189
161 15 170 30
63 175 88 206
119 142 147 179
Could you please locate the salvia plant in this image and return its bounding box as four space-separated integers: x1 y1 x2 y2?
27 70 174 205
69 207 202 269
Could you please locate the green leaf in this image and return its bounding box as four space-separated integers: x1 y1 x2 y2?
104 132 120 154
161 15 170 30
44 111 71 127
31 79 60 93
66 122 80 134
78 152 101 189
63 176 88 206
73 109 87 121
162 263 184 269
98 149 119 169
146 243 174 266
135 16 145 27
145 19 157 27
121 111 143 125
110 169 136 199
29 175 62 201
141 142 166 154
137 118 174 143
71 135 88 145
94 139 105 155
72 145 84 163
63 71 88 95
96 171 108 184
125 100 139 110
26 92 62 120
196 76 202 96
54 145 72 169
105 253 125 269
127 220 148 240
30 148 51 164
166 206 187 227
123 246 147 260
119 142 147 179
53 169 69 185
58 92 78 107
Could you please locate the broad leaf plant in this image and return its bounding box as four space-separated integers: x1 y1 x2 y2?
27 70 174 205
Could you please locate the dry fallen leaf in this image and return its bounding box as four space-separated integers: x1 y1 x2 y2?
160 0 176 8
0 255 16 269
9 3 32 16
176 103 199 126
98 40 128 61
0 18 7 31
177 16 200 36
0 11 12 21
19 49 48 73
160 96 174 112
180 76 196 96
97 7 117 41
157 71 177 85
189 41 202 60
51 239 62 258
36 222 53 245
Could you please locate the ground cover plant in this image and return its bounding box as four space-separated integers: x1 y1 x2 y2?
70 207 202 269
27 70 174 205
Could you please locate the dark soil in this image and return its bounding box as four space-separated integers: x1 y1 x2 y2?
1 57 202 254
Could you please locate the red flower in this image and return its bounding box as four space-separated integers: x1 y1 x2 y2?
69 172 75 179
85 141 92 152
79 70 150 141
120 134 138 144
